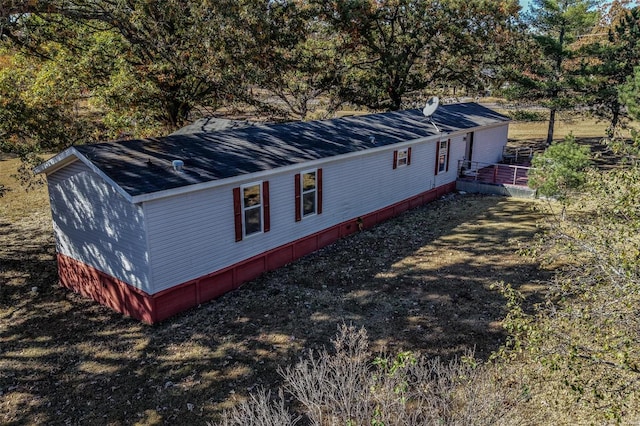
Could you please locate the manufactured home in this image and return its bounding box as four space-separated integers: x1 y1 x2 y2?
35 102 510 323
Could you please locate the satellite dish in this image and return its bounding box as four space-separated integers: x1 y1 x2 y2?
422 96 440 117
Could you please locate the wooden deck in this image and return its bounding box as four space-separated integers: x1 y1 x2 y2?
458 160 531 187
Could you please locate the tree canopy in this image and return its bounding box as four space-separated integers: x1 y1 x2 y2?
0 0 639 156
498 47 640 422
527 133 592 199
319 0 521 110
577 2 640 134
0 0 526 154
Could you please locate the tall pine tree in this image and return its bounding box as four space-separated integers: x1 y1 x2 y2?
583 3 640 134
506 0 600 144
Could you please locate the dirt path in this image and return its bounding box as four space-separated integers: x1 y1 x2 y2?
0 194 547 425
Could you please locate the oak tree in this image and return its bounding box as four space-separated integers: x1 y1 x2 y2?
318 0 521 111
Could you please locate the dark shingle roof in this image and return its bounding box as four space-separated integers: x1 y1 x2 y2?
72 102 508 198
169 117 256 135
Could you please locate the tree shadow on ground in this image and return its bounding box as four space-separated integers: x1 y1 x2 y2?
0 194 549 425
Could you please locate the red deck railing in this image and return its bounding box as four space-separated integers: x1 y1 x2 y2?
458 159 531 187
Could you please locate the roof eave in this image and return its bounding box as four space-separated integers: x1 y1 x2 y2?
34 147 135 204
34 148 79 175
130 132 448 204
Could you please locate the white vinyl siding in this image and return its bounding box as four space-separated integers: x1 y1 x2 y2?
39 108 510 303
470 125 509 165
46 129 504 295
326 143 435 222
433 135 465 187
144 138 448 293
47 161 150 291
145 177 284 292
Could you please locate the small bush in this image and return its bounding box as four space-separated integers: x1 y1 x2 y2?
528 134 591 199
217 324 521 425
216 389 298 426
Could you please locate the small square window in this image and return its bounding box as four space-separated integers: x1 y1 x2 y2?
397 148 408 167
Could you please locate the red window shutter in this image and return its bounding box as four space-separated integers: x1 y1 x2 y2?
294 173 302 222
262 181 270 232
446 139 451 172
233 187 242 241
434 142 440 175
393 150 398 169
407 147 412 165
317 168 323 215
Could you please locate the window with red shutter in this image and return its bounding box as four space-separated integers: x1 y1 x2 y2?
436 140 450 175
294 173 302 222
234 181 265 240
262 181 270 232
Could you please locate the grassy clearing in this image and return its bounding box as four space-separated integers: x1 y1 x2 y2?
506 110 611 144
0 155 50 223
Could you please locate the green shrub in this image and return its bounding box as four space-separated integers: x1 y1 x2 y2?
498 161 640 423
528 134 592 199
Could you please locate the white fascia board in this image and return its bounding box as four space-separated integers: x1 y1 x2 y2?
33 148 78 175
36 147 135 204
474 121 510 131
131 133 445 204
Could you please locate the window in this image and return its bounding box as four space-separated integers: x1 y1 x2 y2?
302 170 317 217
233 181 270 241
397 149 408 167
393 147 412 169
435 139 450 175
295 168 323 221
242 183 262 236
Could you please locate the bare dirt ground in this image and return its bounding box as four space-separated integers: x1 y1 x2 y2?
0 189 548 425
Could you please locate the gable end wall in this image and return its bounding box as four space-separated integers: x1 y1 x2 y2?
47 161 151 292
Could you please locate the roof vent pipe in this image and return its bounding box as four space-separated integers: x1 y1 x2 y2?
172 159 184 172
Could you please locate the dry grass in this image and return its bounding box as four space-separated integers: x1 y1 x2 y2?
220 325 525 425
0 164 548 424
0 155 50 222
507 112 610 144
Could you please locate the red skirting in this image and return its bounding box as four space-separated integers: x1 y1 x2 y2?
57 183 456 324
